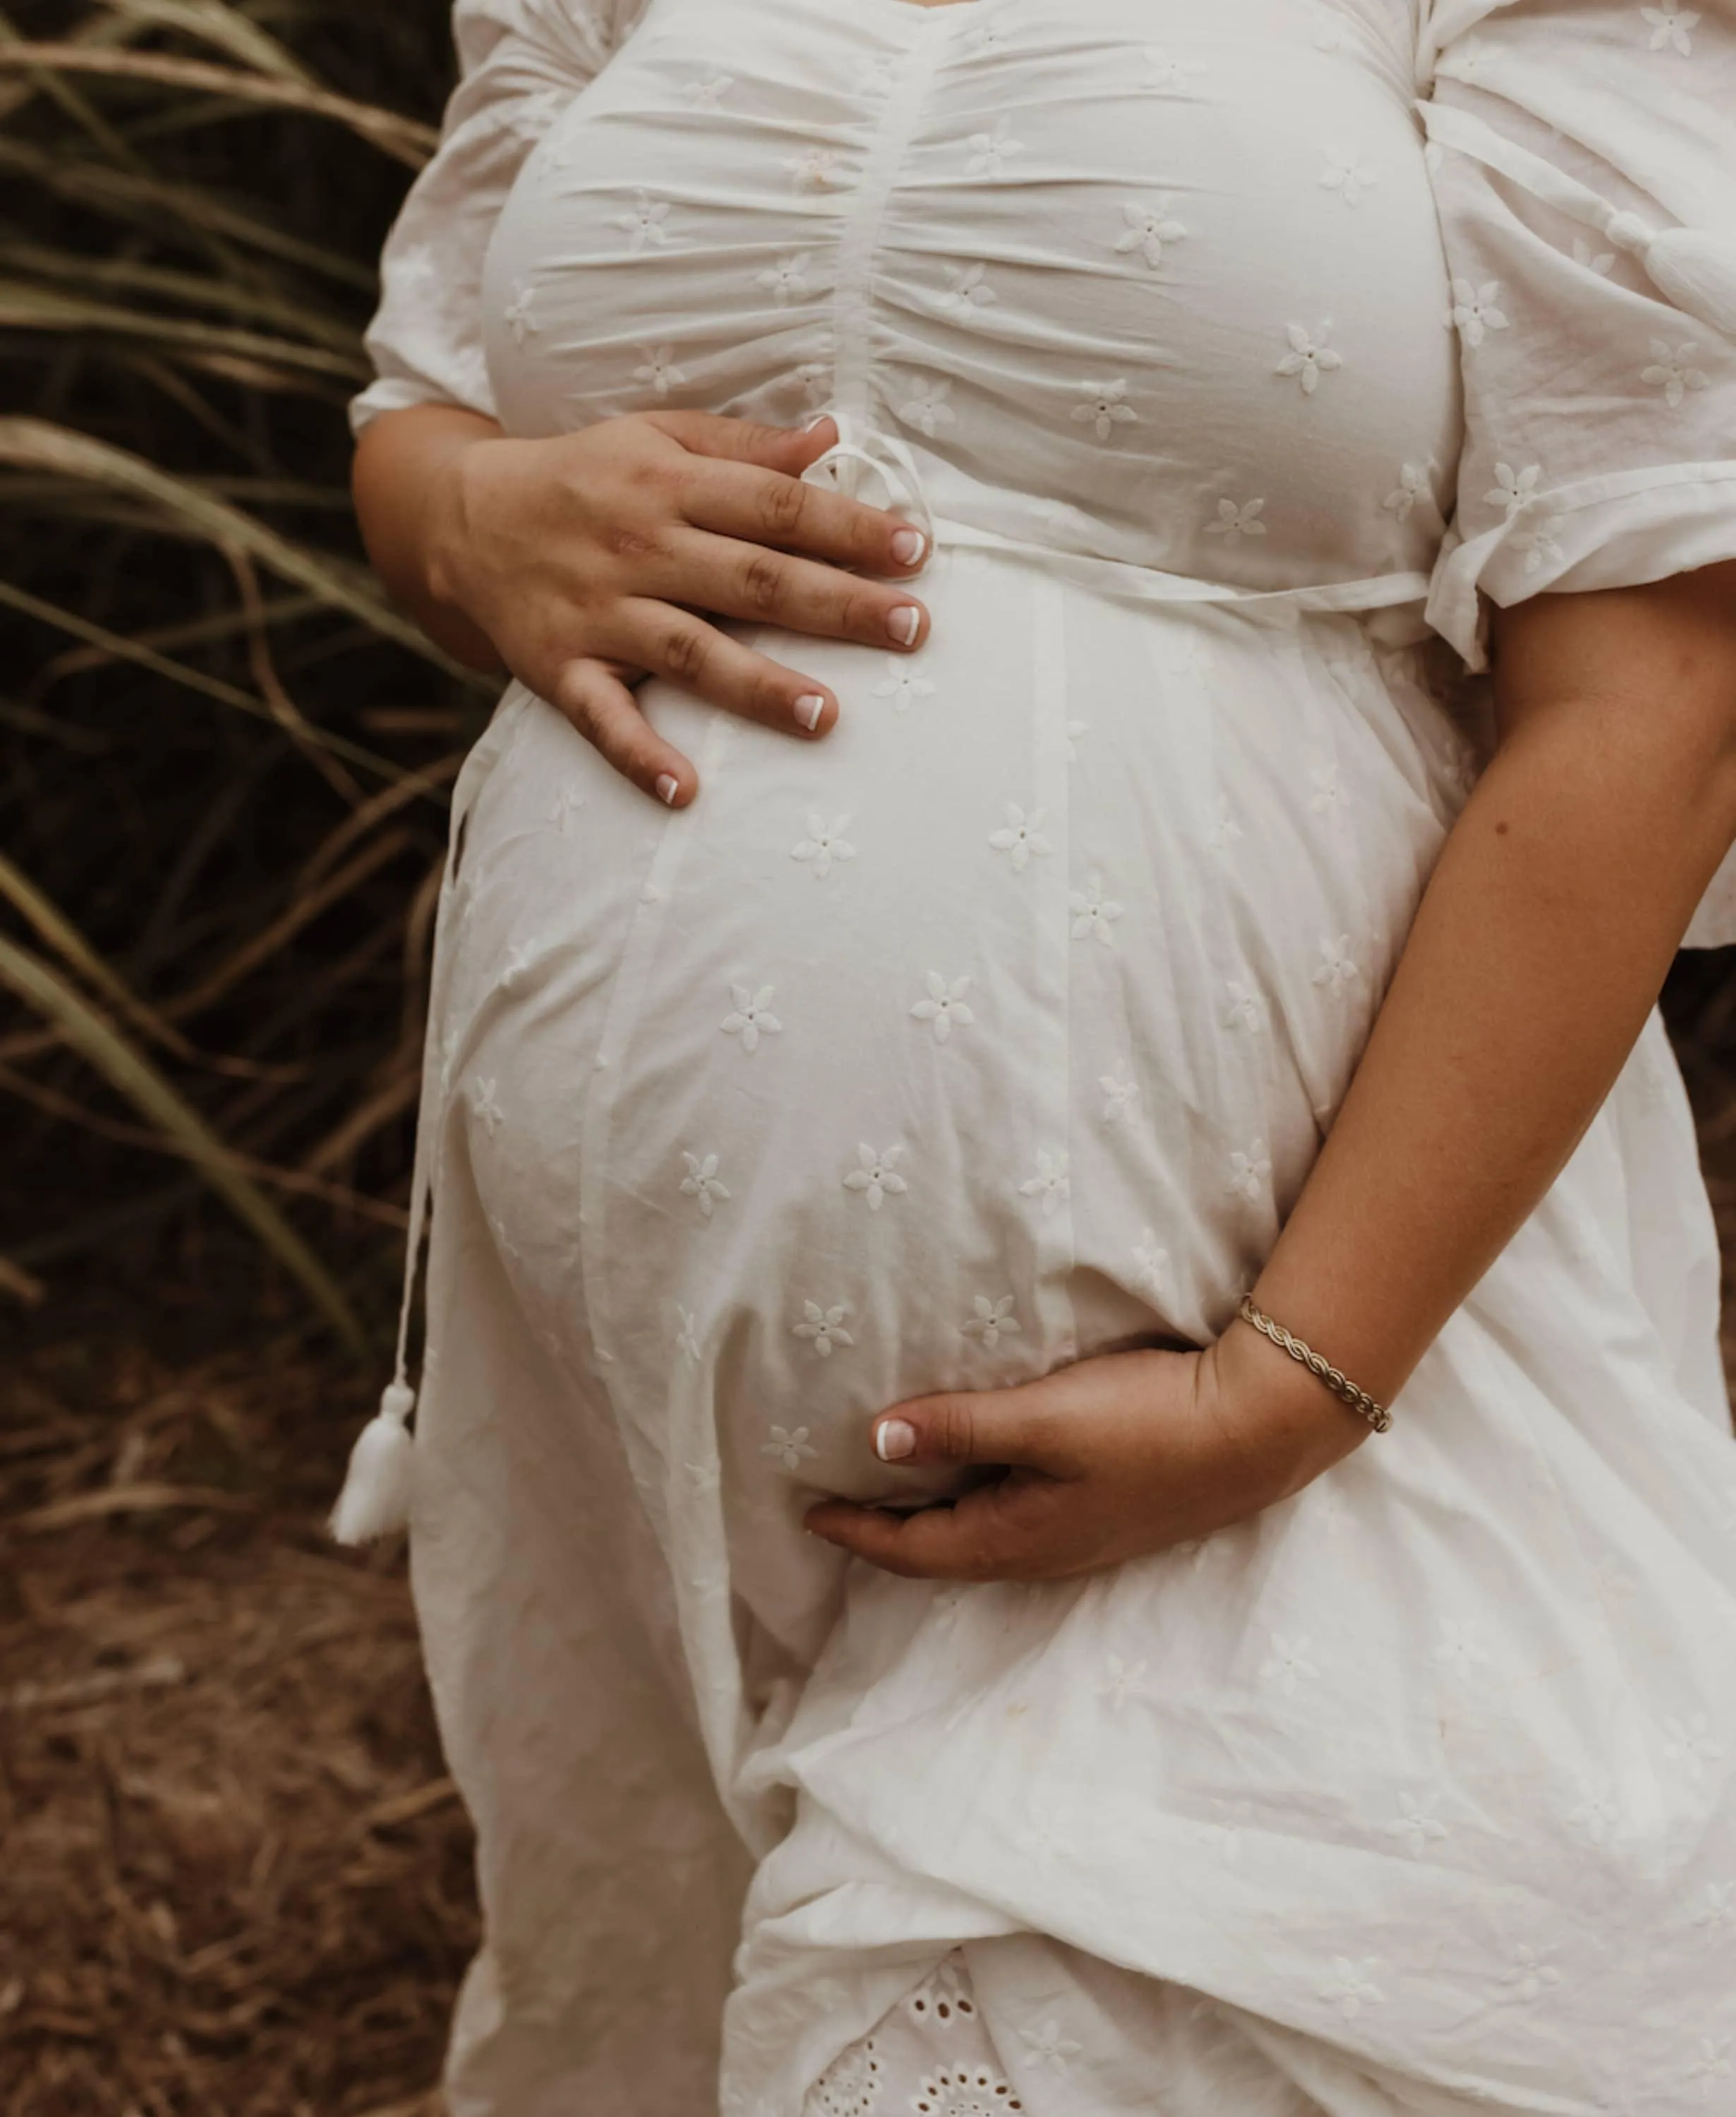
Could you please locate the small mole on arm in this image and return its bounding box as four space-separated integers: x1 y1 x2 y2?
1495 821 1509 836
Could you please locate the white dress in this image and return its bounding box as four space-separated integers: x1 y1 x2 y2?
347 1 1736 2111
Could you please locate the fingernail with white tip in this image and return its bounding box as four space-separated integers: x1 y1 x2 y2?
656 773 680 806
794 693 826 732
874 1418 917 1462
891 526 927 568
887 605 921 648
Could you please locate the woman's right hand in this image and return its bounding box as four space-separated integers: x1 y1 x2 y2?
352 403 932 805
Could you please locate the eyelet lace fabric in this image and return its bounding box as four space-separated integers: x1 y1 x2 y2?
805 1958 1023 2117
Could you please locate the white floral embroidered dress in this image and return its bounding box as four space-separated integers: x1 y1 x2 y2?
349 1 1736 2112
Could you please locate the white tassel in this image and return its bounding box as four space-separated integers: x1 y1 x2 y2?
330 1381 416 1545
1641 227 1736 343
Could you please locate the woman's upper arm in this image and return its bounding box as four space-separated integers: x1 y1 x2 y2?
350 0 642 439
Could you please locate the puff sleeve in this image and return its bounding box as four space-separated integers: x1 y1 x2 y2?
1421 0 1736 677
349 0 644 435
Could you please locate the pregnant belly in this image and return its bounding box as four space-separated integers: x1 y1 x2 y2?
433 551 1465 1627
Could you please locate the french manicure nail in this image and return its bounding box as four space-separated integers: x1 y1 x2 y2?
891 526 927 568
874 1418 917 1462
794 693 826 732
886 605 921 648
656 772 680 806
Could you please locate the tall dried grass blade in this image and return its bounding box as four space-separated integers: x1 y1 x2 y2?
97 0 315 85
0 421 461 670
0 850 200 1063
0 282 370 380
0 935 367 1351
0 46 439 167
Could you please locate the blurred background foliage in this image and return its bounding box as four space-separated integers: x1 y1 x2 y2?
0 0 485 1349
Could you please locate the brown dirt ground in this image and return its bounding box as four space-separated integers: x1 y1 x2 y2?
0 1313 474 2117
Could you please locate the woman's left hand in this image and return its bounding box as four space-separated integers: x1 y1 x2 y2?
804 1323 1370 1582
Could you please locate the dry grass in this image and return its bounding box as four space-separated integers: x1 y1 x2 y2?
0 1305 476 2117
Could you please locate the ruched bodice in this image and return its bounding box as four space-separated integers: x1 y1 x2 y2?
483 0 1459 601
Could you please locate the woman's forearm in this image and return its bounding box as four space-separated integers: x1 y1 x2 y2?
1246 568 1736 1413
352 403 508 670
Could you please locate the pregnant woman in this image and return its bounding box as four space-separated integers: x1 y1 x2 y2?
337 0 1736 2110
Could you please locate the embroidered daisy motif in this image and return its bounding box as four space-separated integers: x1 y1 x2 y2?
679 1150 730 1219
963 1293 1021 1349
843 1143 908 1210
1260 1631 1320 1695
1500 1941 1564 2003
791 812 856 878
783 146 844 192
792 1302 853 1356
469 1077 505 1137
941 261 996 313
1313 935 1360 1000
1115 200 1187 270
1485 460 1542 519
989 804 1052 871
1641 339 1709 407
1386 1794 1450 1857
1573 236 1616 276
503 282 536 347
674 1308 703 1363
761 1421 820 1467
897 377 956 437
1309 761 1344 812
1320 147 1378 206
1318 1958 1385 2018
1642 1 1700 54
721 984 782 1052
1065 717 1091 762
1209 800 1245 850
1663 1713 1724 1783
1383 462 1438 522
545 783 584 833
1018 1150 1071 1217
966 115 1024 176
1071 872 1126 945
684 1454 720 1492
792 358 831 409
1276 321 1344 395
1439 29 1490 78
872 656 937 713
501 939 543 991
1447 277 1509 347
1224 979 1263 1033
1693 1881 1736 1932
682 72 733 109
1205 496 1267 545
1072 379 1138 440
1143 45 1207 91
1097 1654 1148 1712
1687 2038 1734 2099
1227 1140 1272 1201
1099 1068 1140 1123
1133 1229 1171 1299
910 972 975 1043
756 253 809 305
633 344 686 399
1514 517 1565 575
617 189 672 254
1433 1619 1489 1674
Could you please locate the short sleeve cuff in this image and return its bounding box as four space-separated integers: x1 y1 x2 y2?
1427 461 1736 670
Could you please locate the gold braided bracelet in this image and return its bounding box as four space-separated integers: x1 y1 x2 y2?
1236 1296 1393 1435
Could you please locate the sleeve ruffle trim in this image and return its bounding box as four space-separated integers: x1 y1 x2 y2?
1426 461 1736 671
